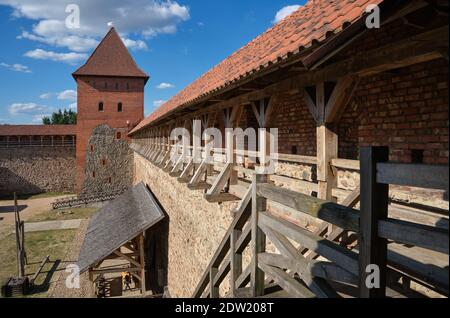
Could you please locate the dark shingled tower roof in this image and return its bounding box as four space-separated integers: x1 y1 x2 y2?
72 27 149 81
77 182 164 273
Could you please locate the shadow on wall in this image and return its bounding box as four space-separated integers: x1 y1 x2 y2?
0 167 44 197
144 184 169 295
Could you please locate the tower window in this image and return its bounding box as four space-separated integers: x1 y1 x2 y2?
108 177 112 184
126 83 130 90
118 102 123 112
90 145 94 152
116 132 122 140
92 171 96 178
115 83 119 90
98 102 104 112
102 158 107 166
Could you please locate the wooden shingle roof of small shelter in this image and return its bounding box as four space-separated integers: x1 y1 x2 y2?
130 0 384 134
72 27 149 80
77 182 164 273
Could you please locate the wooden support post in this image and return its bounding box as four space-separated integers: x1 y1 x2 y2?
317 125 338 201
139 233 146 294
258 128 272 174
202 112 217 176
14 192 25 278
210 267 219 298
304 78 357 202
230 228 242 297
359 147 389 298
225 128 238 185
251 174 267 297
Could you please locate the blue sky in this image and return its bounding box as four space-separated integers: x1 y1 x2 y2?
0 0 306 125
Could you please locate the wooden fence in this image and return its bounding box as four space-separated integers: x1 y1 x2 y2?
190 147 448 298
52 188 127 210
130 141 449 298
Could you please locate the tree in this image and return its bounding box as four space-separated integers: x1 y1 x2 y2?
42 109 77 125
42 117 51 125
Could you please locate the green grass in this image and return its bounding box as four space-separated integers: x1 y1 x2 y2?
0 229 77 297
29 207 98 222
0 206 97 297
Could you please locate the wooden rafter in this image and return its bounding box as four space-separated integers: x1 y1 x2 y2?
324 75 360 124
88 233 147 296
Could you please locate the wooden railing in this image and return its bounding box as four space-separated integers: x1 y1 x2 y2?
359 146 449 297
131 141 449 298
192 187 253 298
192 173 361 298
190 147 448 298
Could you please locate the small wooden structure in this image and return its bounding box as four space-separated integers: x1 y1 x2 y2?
77 183 165 296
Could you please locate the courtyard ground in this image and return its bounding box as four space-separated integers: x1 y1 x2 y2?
0 195 97 298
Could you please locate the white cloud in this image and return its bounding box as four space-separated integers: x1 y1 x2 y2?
153 100 166 107
18 31 99 53
69 103 77 111
1 0 190 52
57 89 77 101
40 92 53 99
0 62 31 73
9 103 52 115
32 114 51 123
40 89 77 101
157 82 175 89
24 49 88 65
121 37 148 51
273 5 301 24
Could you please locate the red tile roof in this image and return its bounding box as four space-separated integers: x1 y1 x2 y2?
73 27 149 80
0 125 77 136
131 0 383 134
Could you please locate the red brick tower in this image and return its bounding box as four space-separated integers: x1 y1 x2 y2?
72 27 149 192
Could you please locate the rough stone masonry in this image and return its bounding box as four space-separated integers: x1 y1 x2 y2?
0 147 76 196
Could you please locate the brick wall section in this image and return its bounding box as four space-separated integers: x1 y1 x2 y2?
339 59 449 164
270 91 317 156
76 75 144 191
0 147 75 196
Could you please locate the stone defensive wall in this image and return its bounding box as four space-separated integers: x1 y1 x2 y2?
0 146 76 196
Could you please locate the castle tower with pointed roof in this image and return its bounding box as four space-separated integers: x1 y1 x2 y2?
73 27 148 191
